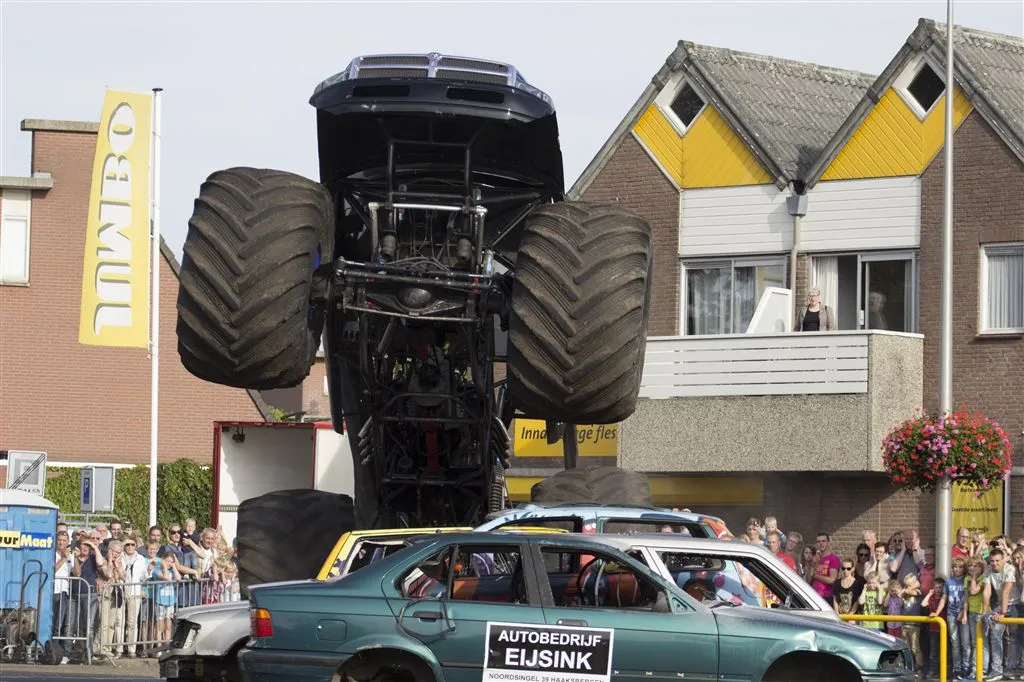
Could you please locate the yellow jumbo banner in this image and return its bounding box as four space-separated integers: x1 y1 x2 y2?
952 480 1005 541
512 419 618 458
78 89 153 348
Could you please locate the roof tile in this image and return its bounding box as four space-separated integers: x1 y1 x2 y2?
681 42 876 179
924 20 1024 152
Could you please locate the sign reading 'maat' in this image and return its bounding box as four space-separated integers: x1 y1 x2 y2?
0 530 55 550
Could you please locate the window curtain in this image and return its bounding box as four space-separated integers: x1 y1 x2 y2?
810 256 839 321
686 266 731 335
733 267 757 333
988 251 1024 329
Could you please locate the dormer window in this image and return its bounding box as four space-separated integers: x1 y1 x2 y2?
670 84 705 128
655 74 708 135
907 63 944 112
894 55 946 119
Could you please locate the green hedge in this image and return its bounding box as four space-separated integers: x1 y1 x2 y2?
44 459 213 531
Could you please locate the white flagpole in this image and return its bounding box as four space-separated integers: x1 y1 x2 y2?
936 0 955 580
149 87 163 529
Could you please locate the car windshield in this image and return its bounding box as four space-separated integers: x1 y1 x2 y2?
656 551 809 610
604 520 707 537
324 539 416 582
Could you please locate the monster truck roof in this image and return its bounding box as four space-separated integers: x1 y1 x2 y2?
311 52 555 119
309 51 566 221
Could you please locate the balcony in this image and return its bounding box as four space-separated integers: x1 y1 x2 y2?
621 330 923 473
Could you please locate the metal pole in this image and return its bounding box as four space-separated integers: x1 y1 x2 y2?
935 0 954 580
148 87 163 529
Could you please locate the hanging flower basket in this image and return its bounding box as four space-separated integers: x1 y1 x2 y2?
881 410 1014 495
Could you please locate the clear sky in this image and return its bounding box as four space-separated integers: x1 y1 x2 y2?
2 1 1021 256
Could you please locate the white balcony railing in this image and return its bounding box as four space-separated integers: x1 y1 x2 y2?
639 331 873 399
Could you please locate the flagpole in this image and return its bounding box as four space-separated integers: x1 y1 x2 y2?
935 0 954 580
149 87 163 529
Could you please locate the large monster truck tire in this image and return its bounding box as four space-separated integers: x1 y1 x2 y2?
508 201 653 425
177 167 335 390
530 466 652 507
236 489 355 596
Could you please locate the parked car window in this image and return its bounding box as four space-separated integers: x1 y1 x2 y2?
658 552 806 609
398 545 528 604
497 518 579 533
603 520 706 536
399 548 453 599
348 540 409 573
449 545 529 604
541 548 670 613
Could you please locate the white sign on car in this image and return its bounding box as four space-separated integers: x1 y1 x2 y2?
483 622 614 682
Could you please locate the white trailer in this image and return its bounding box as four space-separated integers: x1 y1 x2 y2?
211 421 353 544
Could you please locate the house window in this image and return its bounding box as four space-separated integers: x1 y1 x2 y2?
981 243 1024 333
907 63 944 112
809 252 918 333
0 189 31 285
683 258 787 335
670 84 705 129
655 74 707 135
893 55 945 119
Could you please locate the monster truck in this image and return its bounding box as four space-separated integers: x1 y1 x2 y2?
176 53 653 565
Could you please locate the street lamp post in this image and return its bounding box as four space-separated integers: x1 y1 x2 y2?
935 0 955 581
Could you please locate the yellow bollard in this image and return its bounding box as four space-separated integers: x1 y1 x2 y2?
840 614 946 682
976 617 984 682
973 615 1024 681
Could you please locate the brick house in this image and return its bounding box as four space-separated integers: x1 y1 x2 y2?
553 19 1023 554
0 119 268 487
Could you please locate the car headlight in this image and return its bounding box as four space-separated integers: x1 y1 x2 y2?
171 619 200 649
878 649 909 672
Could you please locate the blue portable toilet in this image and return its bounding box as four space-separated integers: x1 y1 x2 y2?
0 488 58 649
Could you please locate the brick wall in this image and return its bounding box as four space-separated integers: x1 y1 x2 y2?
696 473 936 559
0 127 263 468
578 136 680 336
919 112 1024 529
301 358 330 419
794 253 810 326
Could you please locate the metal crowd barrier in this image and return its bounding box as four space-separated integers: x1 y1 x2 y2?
93 577 240 662
51 575 95 665
973 615 1024 682
839 614 947 682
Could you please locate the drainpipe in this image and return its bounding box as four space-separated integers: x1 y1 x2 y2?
786 187 809 330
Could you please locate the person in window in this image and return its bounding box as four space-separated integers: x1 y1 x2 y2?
867 292 889 330
796 287 837 332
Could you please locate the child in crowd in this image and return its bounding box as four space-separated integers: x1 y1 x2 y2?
922 576 946 679
886 582 905 639
152 548 180 645
939 557 970 680
857 571 886 630
964 557 988 677
900 573 925 673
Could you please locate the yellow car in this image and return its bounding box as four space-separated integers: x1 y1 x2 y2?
316 527 471 580
316 524 570 580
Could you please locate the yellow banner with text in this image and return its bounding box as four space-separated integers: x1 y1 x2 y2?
952 480 1004 541
512 419 618 458
78 89 153 348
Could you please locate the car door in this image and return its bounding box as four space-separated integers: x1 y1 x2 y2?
531 542 719 682
386 540 548 682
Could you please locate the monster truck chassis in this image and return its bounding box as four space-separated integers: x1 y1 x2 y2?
176 53 654 537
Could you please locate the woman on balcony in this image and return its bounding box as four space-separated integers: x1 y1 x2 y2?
796 287 837 332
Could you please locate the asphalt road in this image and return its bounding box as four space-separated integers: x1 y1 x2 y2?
0 661 161 680
2 677 162 682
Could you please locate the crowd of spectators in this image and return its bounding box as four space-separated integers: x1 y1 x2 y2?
739 517 1024 681
52 517 241 662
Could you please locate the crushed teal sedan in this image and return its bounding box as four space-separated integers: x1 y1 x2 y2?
238 532 913 682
